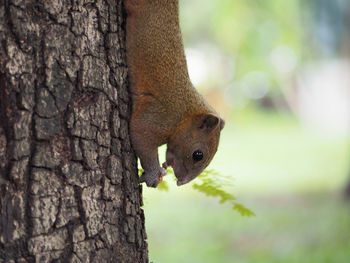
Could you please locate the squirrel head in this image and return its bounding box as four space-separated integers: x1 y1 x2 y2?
166 113 225 186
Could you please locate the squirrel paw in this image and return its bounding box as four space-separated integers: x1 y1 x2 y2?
139 167 167 188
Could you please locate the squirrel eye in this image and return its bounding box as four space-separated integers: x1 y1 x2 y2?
192 150 203 162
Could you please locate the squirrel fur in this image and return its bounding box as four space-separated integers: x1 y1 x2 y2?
125 0 225 187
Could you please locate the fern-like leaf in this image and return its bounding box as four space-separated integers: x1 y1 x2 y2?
193 170 255 217
138 167 254 217
233 203 255 217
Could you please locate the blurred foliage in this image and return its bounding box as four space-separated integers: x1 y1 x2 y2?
180 0 304 95
146 191 350 263
179 0 350 115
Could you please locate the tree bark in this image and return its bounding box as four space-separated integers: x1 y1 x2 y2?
0 0 148 262
345 168 350 199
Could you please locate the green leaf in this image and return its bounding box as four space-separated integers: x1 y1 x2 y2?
139 167 254 217
233 203 256 217
138 168 144 176
192 169 255 217
157 180 169 191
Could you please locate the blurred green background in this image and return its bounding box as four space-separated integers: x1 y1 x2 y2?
143 0 350 262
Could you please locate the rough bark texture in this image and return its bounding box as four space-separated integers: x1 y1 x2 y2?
0 0 148 262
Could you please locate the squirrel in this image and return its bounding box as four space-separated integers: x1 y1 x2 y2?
125 0 225 188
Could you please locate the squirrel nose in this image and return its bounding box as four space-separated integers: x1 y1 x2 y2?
177 180 185 186
176 176 192 186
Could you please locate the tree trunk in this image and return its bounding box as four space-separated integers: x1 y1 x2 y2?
345 168 350 199
345 180 350 198
0 0 148 262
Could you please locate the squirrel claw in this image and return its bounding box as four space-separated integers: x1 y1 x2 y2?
139 167 167 188
162 162 168 169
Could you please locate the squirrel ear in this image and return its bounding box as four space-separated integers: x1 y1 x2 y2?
199 114 219 132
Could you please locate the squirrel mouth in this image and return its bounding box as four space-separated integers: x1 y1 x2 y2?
162 161 174 169
165 149 175 168
165 149 190 186
167 160 175 168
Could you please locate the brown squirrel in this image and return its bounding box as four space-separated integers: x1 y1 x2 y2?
125 0 225 187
